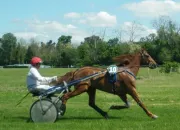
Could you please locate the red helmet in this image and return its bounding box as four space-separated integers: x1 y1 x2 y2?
30 57 42 66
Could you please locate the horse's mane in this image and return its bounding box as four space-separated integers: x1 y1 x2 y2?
112 54 137 66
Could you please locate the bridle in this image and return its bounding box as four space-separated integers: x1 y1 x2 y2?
140 51 157 68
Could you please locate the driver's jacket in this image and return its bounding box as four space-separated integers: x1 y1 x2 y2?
26 66 57 91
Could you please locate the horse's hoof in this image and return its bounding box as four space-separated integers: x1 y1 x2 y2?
125 104 130 108
104 113 109 119
125 102 130 108
152 115 158 119
109 105 114 109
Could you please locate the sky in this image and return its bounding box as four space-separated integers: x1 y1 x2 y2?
1 0 180 44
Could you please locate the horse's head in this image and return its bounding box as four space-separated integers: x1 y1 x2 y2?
140 49 157 69
52 71 75 85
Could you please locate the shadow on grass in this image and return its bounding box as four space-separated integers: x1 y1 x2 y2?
13 116 122 123
57 116 122 121
14 116 32 123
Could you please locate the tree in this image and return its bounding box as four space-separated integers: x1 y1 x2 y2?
56 35 72 66
0 38 4 51
77 43 92 66
40 40 56 66
152 16 180 63
83 35 102 47
61 47 78 66
57 35 72 45
25 39 40 63
82 35 103 64
124 21 145 42
1 33 17 64
107 38 119 46
46 40 53 46
15 39 27 64
158 47 172 63
139 33 158 58
96 41 110 65
113 28 123 43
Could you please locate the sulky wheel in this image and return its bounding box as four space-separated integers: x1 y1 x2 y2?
50 96 66 118
30 99 58 123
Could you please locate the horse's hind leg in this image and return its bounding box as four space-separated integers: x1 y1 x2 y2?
129 87 158 119
120 94 130 108
87 88 108 119
110 94 130 110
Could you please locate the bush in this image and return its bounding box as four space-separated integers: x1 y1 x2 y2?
158 48 172 63
160 62 179 73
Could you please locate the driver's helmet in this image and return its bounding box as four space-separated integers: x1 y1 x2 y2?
30 57 42 66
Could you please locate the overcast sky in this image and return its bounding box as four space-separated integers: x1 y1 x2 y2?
1 0 180 44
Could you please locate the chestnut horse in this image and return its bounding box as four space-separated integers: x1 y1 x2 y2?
56 49 158 119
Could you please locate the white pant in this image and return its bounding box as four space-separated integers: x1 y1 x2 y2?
28 85 53 93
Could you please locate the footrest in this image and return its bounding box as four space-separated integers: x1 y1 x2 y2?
31 91 42 97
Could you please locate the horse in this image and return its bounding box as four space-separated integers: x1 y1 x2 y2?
56 49 158 119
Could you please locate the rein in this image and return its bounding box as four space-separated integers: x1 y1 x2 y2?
123 69 136 79
108 67 136 94
116 67 136 79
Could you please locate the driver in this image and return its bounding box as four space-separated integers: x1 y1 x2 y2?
26 56 58 94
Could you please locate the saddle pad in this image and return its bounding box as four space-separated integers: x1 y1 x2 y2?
107 65 118 84
107 72 117 84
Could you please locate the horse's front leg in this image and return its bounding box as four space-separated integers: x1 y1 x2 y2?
110 94 130 110
87 87 108 119
61 84 88 104
129 87 158 119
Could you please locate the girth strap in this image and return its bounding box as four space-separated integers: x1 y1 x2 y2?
112 83 116 94
111 68 136 94
123 69 136 79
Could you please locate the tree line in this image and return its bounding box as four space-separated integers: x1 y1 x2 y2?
0 16 180 67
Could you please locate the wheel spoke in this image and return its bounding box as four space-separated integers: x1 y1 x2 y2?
30 99 58 123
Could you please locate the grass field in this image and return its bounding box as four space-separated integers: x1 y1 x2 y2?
0 68 180 130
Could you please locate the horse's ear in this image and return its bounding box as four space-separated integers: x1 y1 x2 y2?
64 71 74 81
68 71 74 79
56 71 75 84
140 48 145 54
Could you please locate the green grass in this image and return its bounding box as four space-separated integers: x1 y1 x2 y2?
0 68 180 130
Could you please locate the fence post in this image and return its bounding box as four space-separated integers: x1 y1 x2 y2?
170 67 173 74
147 68 150 78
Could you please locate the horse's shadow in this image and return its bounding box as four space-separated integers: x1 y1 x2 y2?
16 115 122 123
56 116 122 121
15 116 32 122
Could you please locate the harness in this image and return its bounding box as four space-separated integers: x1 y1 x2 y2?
123 69 136 79
107 65 136 94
